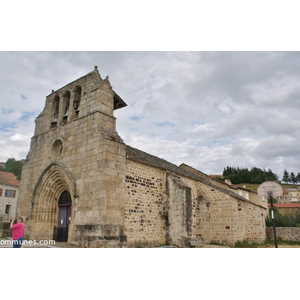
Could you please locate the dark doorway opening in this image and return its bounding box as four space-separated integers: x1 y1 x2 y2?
57 191 72 242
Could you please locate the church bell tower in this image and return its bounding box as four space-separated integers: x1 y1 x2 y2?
18 67 128 247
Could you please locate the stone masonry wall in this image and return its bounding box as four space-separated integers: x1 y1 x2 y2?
179 176 240 246
242 201 267 243
177 176 267 246
266 227 300 242
125 160 166 247
19 110 124 239
125 158 267 247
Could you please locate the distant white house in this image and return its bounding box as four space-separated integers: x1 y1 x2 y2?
0 171 20 222
286 188 300 202
277 188 300 203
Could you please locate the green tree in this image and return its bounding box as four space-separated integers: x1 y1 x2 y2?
223 166 233 177
296 173 300 184
290 172 296 184
228 174 243 184
250 167 264 184
2 158 23 180
282 170 289 183
222 165 279 184
240 168 251 183
265 168 278 182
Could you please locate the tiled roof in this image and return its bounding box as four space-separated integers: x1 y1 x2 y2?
0 171 20 187
269 203 300 208
285 188 300 192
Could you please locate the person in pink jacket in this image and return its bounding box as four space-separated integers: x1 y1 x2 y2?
10 217 25 248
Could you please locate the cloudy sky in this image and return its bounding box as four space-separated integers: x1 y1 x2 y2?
1 51 299 179
1 2 299 287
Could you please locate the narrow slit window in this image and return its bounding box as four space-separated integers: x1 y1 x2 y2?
5 204 10 214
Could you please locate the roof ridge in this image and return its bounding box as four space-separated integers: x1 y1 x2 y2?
125 145 261 206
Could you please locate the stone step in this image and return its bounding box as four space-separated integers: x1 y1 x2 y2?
189 238 205 248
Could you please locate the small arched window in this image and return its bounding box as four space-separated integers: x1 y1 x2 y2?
51 95 60 127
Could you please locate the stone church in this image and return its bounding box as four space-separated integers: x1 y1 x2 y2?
17 67 267 247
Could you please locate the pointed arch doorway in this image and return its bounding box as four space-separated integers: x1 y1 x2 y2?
57 190 72 242
30 163 77 242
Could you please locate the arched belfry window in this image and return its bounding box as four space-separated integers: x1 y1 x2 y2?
62 90 70 123
51 95 60 127
58 191 72 206
73 86 82 115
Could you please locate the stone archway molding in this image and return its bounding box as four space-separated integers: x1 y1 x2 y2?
28 162 78 241
31 162 78 217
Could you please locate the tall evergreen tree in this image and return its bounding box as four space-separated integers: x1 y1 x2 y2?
266 168 278 181
241 168 251 183
222 166 278 184
282 170 289 183
296 173 300 184
290 172 296 184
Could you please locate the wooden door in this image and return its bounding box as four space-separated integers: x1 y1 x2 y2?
57 205 71 242
57 190 72 242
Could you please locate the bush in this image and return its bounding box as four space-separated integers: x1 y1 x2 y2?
266 208 300 227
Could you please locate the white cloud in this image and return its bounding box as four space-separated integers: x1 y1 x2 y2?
0 133 30 162
1 51 300 178
9 133 30 142
245 75 300 107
